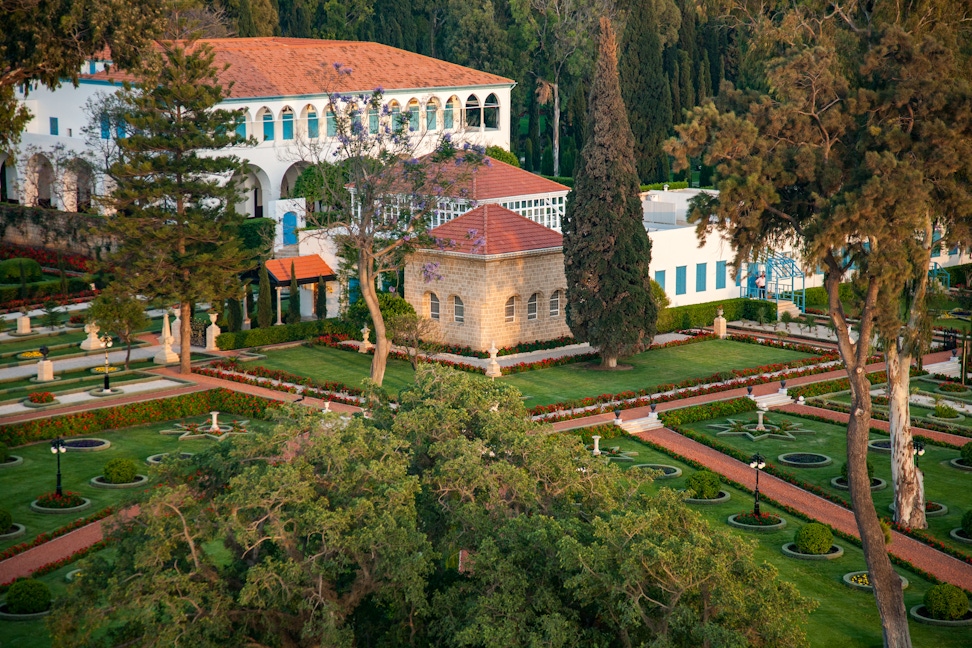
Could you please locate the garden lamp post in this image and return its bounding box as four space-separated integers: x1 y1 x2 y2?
749 453 766 516
51 437 66 496
913 439 926 469
99 333 113 392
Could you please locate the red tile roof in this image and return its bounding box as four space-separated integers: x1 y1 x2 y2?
381 156 569 201
265 255 335 284
426 205 562 256
82 38 513 99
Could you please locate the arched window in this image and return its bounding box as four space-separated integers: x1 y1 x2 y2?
369 107 379 134
407 99 420 132
483 93 499 129
326 111 337 137
262 111 274 141
235 113 247 139
454 296 464 323
527 293 539 320
430 293 440 320
549 291 562 317
444 97 459 129
390 101 402 132
281 108 294 140
465 95 481 128
307 108 319 138
426 99 438 130
505 297 515 323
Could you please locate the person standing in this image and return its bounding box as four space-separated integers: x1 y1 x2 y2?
756 271 766 299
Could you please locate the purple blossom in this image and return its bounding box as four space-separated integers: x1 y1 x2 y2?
422 261 442 282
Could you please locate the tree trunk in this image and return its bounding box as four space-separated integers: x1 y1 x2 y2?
180 301 192 375
885 344 926 529
359 251 389 387
600 355 617 369
124 336 132 370
553 82 561 177
826 269 912 647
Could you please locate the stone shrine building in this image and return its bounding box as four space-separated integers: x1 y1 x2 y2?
404 204 570 352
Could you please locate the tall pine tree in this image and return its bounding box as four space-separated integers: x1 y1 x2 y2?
619 0 672 184
102 42 247 375
563 18 656 369
257 262 272 328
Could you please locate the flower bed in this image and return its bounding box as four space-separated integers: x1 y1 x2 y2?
91 365 120 374
16 350 44 360
781 542 844 560
938 382 970 394
63 438 111 452
631 464 682 478
27 392 55 404
727 512 787 532
842 571 909 592
0 243 91 272
30 492 90 514
777 452 832 468
684 490 731 504
0 510 113 563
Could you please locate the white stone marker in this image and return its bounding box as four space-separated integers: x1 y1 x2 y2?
172 310 182 347
36 359 54 382
359 325 373 353
16 315 31 335
713 307 727 339
755 410 767 431
154 311 179 364
592 435 601 456
206 312 221 351
209 411 220 432
80 323 104 351
485 341 502 378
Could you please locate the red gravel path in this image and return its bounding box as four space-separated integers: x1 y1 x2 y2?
633 427 972 589
779 403 972 447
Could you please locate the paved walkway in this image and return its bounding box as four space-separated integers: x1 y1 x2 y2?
1 345 163 380
0 378 186 417
780 403 972 448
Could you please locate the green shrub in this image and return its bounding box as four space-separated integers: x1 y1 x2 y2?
961 442 972 465
346 293 415 332
794 523 833 555
924 583 969 620
879 519 892 545
686 470 721 499
0 507 12 532
215 318 356 350
5 578 52 614
934 402 960 418
804 283 858 308
660 398 758 427
0 257 43 283
237 218 276 253
840 460 874 481
640 180 690 191
0 441 7 462
486 146 519 167
656 298 777 334
962 510 972 537
102 458 138 484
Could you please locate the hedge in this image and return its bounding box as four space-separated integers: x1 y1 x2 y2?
0 276 89 304
640 180 690 191
216 318 357 350
0 389 280 447
659 397 758 427
657 298 777 333
804 283 858 309
238 217 276 252
540 174 574 188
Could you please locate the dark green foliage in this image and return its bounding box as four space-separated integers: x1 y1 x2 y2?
0 507 12 532
102 458 139 484
257 263 272 329
245 283 254 323
660 397 758 427
961 510 972 537
6 579 51 614
0 277 89 304
619 0 672 184
563 20 656 367
215 318 356 350
42 299 62 329
485 146 519 167
804 284 858 309
924 584 969 620
0 258 42 283
0 441 7 462
237 218 275 255
345 293 415 333
686 470 720 499
316 276 326 320
794 523 834 555
287 262 301 324
657 298 775 333
841 460 874 480
961 441 972 465
225 298 242 332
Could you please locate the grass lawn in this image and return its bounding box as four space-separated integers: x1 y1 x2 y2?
677 411 972 558
255 339 814 408
0 330 88 356
596 435 972 647
0 370 157 403
0 418 272 553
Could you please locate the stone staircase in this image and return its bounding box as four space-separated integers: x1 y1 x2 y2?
620 416 665 434
776 299 802 320
274 244 300 259
754 391 795 409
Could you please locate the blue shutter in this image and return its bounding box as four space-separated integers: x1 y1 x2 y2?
49 117 58 136
716 261 727 289
100 115 110 139
676 266 687 295
262 113 274 141
696 263 707 292
654 270 665 293
282 112 294 140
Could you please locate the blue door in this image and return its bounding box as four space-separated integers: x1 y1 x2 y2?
283 211 298 246
348 278 361 304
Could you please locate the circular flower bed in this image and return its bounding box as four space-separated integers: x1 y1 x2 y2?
631 464 681 479
90 365 121 374
937 382 971 394
727 512 786 532
16 350 44 360
63 438 111 452
146 452 196 465
842 571 908 592
867 439 892 454
30 491 91 514
778 452 832 468
949 528 972 545
90 474 149 489
949 457 972 472
830 476 887 491
781 542 844 560
887 501 948 517
22 391 59 408
0 455 24 469
0 579 52 621
0 523 26 540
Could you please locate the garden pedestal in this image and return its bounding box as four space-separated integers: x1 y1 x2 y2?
172 311 181 347
359 325 373 353
485 341 502 378
713 314 727 338
36 359 54 382
154 311 178 365
80 323 105 350
16 316 31 335
206 313 221 351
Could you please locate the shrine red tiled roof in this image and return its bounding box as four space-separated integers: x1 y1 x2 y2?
81 38 513 99
265 255 335 284
426 204 562 256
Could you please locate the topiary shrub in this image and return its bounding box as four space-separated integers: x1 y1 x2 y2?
0 441 7 462
924 583 970 620
345 293 415 334
0 258 43 283
686 470 721 499
962 510 972 537
102 458 138 484
5 578 51 614
794 523 834 555
962 442 972 466
840 460 874 481
934 402 960 418
0 508 11 532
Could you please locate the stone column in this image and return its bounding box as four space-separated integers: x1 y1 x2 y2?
16 315 31 335
206 312 221 351
485 340 502 378
80 323 104 350
591 435 601 456
241 287 251 330
154 311 178 364
172 309 182 348
275 287 283 326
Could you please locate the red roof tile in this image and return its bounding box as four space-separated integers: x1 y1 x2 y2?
426 204 562 256
381 156 569 201
82 38 513 99
265 255 335 284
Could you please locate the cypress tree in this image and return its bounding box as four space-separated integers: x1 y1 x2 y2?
619 0 672 184
257 262 272 328
316 276 327 320
562 18 657 369
245 283 254 322
226 298 242 332
287 261 301 324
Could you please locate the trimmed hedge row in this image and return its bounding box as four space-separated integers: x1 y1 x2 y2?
0 389 280 447
216 318 357 350
657 298 777 333
804 283 858 309
0 277 90 304
659 397 758 427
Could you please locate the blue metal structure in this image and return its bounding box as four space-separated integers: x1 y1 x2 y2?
739 256 806 313
929 262 951 290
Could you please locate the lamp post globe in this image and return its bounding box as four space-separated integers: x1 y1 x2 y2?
749 453 766 516
99 334 114 392
50 437 66 496
912 439 925 468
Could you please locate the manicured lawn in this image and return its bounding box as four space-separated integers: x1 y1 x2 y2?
0 418 272 552
677 411 972 557
0 329 88 356
502 338 813 407
0 369 158 403
594 435 972 647
256 339 815 408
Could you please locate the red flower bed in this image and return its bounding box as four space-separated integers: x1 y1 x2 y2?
0 290 100 314
734 511 784 526
0 243 92 272
35 491 86 508
27 392 56 404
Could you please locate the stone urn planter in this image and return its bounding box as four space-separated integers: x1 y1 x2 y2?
842 571 908 592
684 490 731 505
89 474 150 489
781 543 844 560
63 438 111 452
727 513 787 532
830 476 887 491
0 455 24 469
909 605 972 627
0 523 26 540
